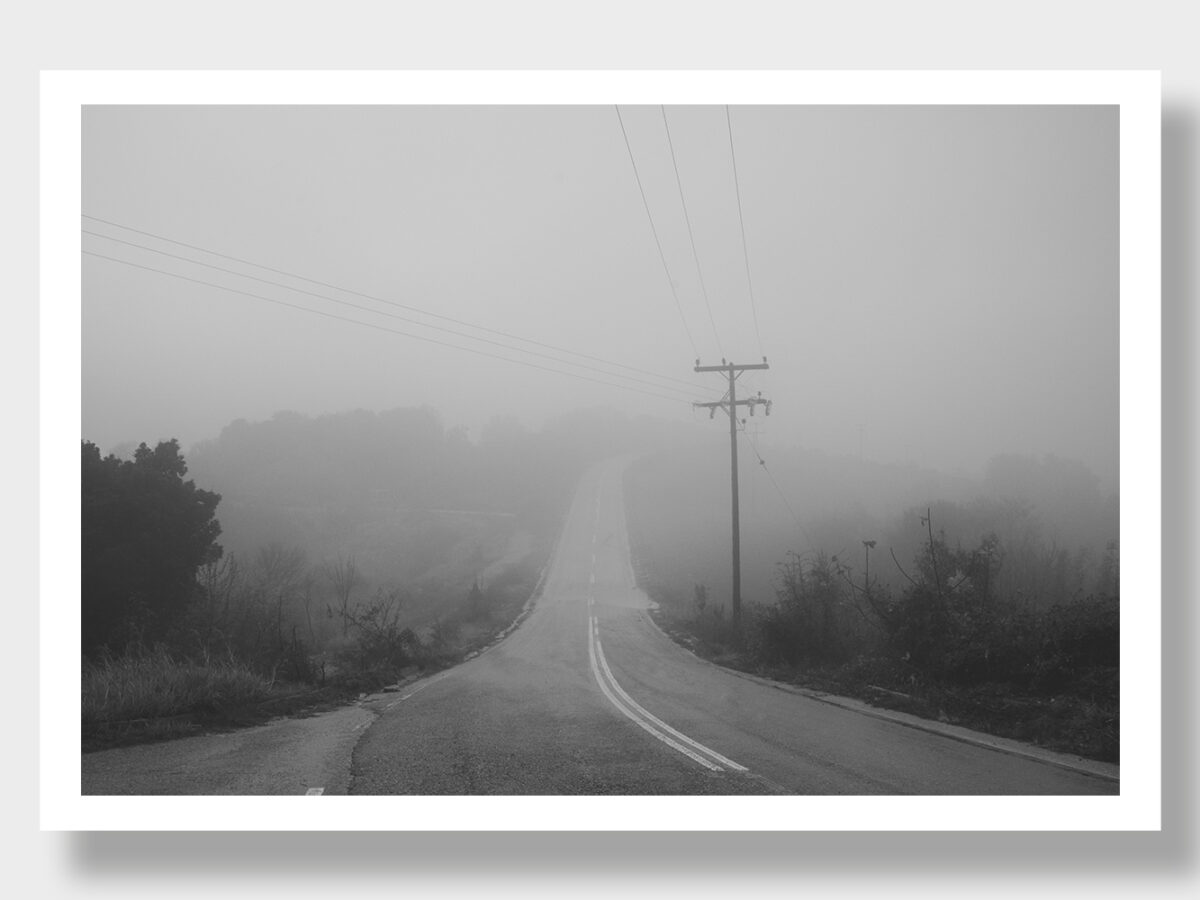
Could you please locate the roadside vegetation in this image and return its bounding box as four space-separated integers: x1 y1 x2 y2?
627 454 1120 764
82 650 274 745
81 433 550 748
80 557 544 750
81 406 665 750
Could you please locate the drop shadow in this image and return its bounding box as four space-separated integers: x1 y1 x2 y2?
63 103 1194 880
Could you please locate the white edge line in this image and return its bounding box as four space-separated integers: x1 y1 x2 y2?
639 605 1119 784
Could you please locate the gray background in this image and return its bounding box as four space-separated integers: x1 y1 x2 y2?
7 0 1195 897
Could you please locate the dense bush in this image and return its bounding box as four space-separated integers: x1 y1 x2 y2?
755 553 863 666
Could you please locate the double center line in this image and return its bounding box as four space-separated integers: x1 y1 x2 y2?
586 612 747 773
585 487 748 775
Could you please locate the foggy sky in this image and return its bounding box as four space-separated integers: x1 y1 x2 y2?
82 104 1118 488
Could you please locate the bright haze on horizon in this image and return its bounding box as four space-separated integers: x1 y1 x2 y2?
82 104 1118 489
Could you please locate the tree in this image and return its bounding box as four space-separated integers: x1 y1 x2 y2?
323 554 361 637
252 543 308 649
81 439 222 655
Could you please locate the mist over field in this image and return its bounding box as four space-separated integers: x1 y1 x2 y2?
90 401 1117 644
79 101 1122 778
625 433 1118 616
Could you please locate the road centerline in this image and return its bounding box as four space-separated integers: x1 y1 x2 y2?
586 606 750 775
592 620 749 773
586 614 723 772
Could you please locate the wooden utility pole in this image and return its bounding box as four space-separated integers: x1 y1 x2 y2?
693 358 770 628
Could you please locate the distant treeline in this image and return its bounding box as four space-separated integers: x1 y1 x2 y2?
187 406 681 533
82 405 679 663
627 446 1118 615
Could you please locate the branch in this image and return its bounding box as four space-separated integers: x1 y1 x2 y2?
890 547 919 587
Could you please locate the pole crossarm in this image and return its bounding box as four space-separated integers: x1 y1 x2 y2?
694 362 770 373
692 399 761 409
692 396 771 418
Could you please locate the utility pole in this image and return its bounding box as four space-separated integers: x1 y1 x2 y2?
693 357 771 628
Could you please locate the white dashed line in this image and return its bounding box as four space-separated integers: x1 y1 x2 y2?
386 671 452 709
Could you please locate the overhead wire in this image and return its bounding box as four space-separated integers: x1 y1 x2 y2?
724 105 766 361
81 214 708 395
612 107 700 361
82 249 699 407
740 425 816 553
82 228 711 402
660 105 723 360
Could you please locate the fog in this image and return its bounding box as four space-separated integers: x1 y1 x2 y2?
82 104 1117 493
627 434 1117 618
108 402 1116 637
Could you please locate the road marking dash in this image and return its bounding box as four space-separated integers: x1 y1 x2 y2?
386 671 451 708
305 787 324 796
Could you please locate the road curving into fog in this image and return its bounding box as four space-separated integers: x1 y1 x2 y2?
83 456 1118 795
349 457 1118 795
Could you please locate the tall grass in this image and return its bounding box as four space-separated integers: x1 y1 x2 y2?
82 649 273 725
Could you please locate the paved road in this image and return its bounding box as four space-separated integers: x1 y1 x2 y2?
81 705 371 795
351 457 1118 795
83 457 1119 795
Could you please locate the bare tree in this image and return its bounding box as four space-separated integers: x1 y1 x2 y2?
254 544 308 648
197 553 241 643
323 554 362 637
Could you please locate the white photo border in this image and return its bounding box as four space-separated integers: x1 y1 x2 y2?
43 69 1160 831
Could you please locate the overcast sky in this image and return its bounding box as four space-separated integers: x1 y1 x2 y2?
82 104 1118 488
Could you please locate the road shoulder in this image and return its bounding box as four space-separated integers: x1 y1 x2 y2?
642 606 1120 785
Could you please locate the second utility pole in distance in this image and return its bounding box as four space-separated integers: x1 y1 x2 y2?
693 357 771 628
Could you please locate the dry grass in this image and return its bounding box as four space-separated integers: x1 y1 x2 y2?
82 650 273 726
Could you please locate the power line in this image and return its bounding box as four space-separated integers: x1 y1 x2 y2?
82 249 699 406
613 107 699 360
661 106 723 359
740 426 815 552
82 230 710 402
725 105 765 360
81 214 707 395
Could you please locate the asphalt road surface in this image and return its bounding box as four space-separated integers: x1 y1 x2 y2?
83 457 1119 795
